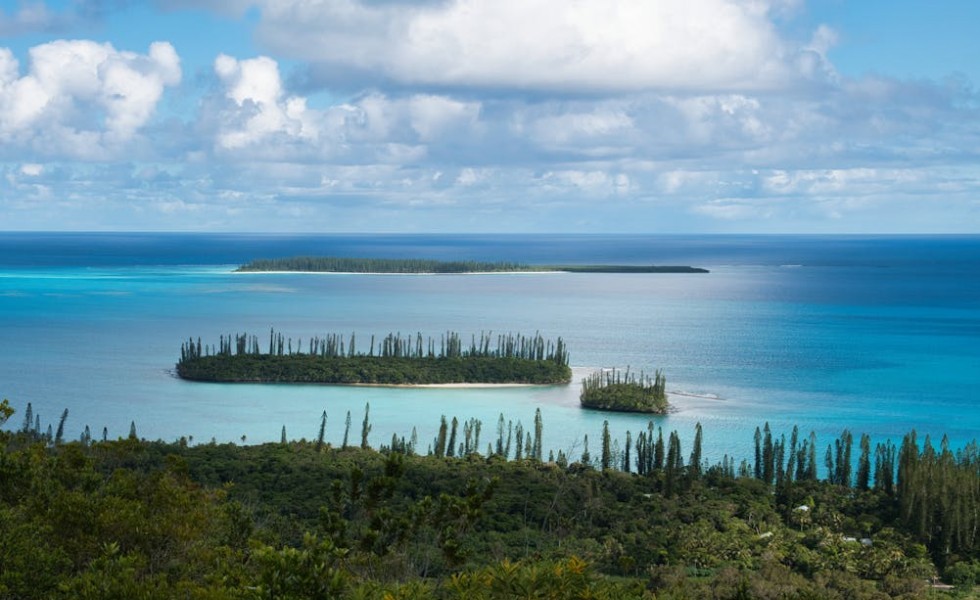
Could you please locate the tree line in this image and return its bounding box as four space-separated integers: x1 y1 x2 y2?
4 396 980 597
234 256 710 274
236 256 529 273
176 330 571 385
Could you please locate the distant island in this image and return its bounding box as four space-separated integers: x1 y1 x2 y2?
176 330 571 385
580 368 669 414
235 256 709 274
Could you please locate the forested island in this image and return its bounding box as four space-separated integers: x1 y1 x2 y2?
2 397 979 598
580 368 669 413
235 256 709 274
176 330 572 385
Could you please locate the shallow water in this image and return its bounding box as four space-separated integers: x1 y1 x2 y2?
1 233 978 464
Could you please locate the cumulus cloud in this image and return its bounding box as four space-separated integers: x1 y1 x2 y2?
212 54 317 150
257 0 822 93
0 40 181 158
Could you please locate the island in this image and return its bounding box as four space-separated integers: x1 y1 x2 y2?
580 368 668 413
176 330 571 385
234 256 709 274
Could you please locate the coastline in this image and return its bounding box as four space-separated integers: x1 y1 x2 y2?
346 381 555 389
231 270 567 276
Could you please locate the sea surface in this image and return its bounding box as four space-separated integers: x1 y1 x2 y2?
1 232 978 465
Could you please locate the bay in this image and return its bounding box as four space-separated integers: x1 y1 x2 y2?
1 233 978 465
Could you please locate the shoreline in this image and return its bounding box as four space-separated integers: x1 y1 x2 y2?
231 270 567 276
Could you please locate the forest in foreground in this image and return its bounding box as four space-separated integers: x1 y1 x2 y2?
1 398 979 599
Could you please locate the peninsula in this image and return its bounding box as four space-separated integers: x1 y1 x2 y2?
234 256 709 274
176 330 571 385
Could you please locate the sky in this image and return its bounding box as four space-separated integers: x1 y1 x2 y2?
0 0 978 233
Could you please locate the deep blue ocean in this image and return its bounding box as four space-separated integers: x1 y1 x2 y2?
1 233 978 465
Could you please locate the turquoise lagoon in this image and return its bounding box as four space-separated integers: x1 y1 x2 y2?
1 233 978 464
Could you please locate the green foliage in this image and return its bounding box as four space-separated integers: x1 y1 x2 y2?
580 368 668 413
236 256 529 273
2 401 977 598
177 330 571 385
0 399 13 428
235 256 709 274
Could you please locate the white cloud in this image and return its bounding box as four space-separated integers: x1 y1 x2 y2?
213 54 318 149
0 40 181 157
257 0 819 92
20 163 43 176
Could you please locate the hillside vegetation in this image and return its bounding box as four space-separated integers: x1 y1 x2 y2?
2 398 979 598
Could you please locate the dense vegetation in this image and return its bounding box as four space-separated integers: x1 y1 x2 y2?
580 368 669 413
176 330 572 385
235 256 709 274
3 397 980 598
237 256 528 273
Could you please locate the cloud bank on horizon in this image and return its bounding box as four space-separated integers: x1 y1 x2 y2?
0 0 978 232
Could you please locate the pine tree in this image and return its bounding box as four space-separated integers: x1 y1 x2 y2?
316 410 327 452
360 403 371 449
665 431 683 495
786 426 800 484
128 421 137 440
514 422 524 460
805 431 818 481
857 433 871 491
581 434 591 466
532 408 543 461
342 410 352 449
689 422 703 480
753 426 763 480
496 414 505 456
762 423 774 485
434 416 448 458
654 427 665 471
21 402 33 434
54 408 69 446
600 421 612 470
281 425 287 445
623 430 632 473
447 417 459 458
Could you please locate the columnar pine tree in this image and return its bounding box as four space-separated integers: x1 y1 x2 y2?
623 430 632 473
786 426 800 484
532 408 543 461
342 411 352 450
600 421 612 471
54 408 68 446
857 433 872 491
689 422 703 480
316 411 327 452
762 423 774 485
360 403 371 449
21 402 33 434
447 417 458 458
434 416 448 458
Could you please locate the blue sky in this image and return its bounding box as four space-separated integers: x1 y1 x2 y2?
1 0 978 232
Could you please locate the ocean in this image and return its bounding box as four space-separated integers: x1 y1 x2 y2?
1 232 978 465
